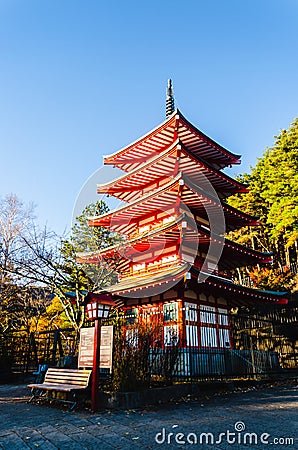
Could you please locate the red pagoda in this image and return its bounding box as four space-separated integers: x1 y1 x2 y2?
82 80 287 354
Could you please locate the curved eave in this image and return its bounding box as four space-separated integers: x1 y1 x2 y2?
80 214 197 267
190 232 272 271
81 213 269 272
224 240 273 264
99 220 272 268
89 175 182 233
192 268 288 305
90 173 259 235
88 214 187 253
104 111 177 167
104 109 241 171
197 229 273 267
99 262 191 296
179 174 258 232
95 264 288 305
221 201 260 229
98 140 247 202
177 110 241 166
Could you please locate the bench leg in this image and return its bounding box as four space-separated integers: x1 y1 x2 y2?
28 388 40 404
69 392 78 411
28 388 85 411
69 401 77 412
28 395 35 403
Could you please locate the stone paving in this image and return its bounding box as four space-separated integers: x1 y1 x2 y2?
0 382 297 449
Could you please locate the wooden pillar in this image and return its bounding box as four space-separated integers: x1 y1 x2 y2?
91 319 101 412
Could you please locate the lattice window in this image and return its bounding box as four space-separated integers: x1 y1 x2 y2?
219 328 231 348
184 302 198 322
200 305 216 324
200 326 218 347
186 325 199 347
163 302 178 322
218 308 229 326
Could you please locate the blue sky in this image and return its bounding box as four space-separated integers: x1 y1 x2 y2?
1 0 298 234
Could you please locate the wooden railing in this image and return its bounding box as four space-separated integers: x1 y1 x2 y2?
120 260 183 280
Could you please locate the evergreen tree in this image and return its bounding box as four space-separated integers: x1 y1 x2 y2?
61 200 120 294
227 118 298 291
69 200 114 253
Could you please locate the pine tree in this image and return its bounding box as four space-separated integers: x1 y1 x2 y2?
227 118 298 291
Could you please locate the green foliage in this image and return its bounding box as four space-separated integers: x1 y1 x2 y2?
61 200 119 294
256 120 298 247
70 201 114 253
249 267 294 292
227 118 298 290
36 296 72 332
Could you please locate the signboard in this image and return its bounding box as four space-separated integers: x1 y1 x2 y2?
99 325 114 369
78 327 94 368
78 326 113 371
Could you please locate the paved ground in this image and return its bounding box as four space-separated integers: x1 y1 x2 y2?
0 382 297 449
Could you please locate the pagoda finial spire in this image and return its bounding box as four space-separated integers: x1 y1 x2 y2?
166 79 175 118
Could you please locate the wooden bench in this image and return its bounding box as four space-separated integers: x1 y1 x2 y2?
28 368 92 411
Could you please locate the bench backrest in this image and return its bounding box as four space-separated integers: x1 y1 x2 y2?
44 368 92 387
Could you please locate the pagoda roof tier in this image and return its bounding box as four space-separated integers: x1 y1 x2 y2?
103 109 241 171
81 213 272 271
89 173 259 234
98 140 247 202
99 262 191 298
193 229 273 270
191 268 288 306
79 214 198 272
80 214 189 259
97 265 287 306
